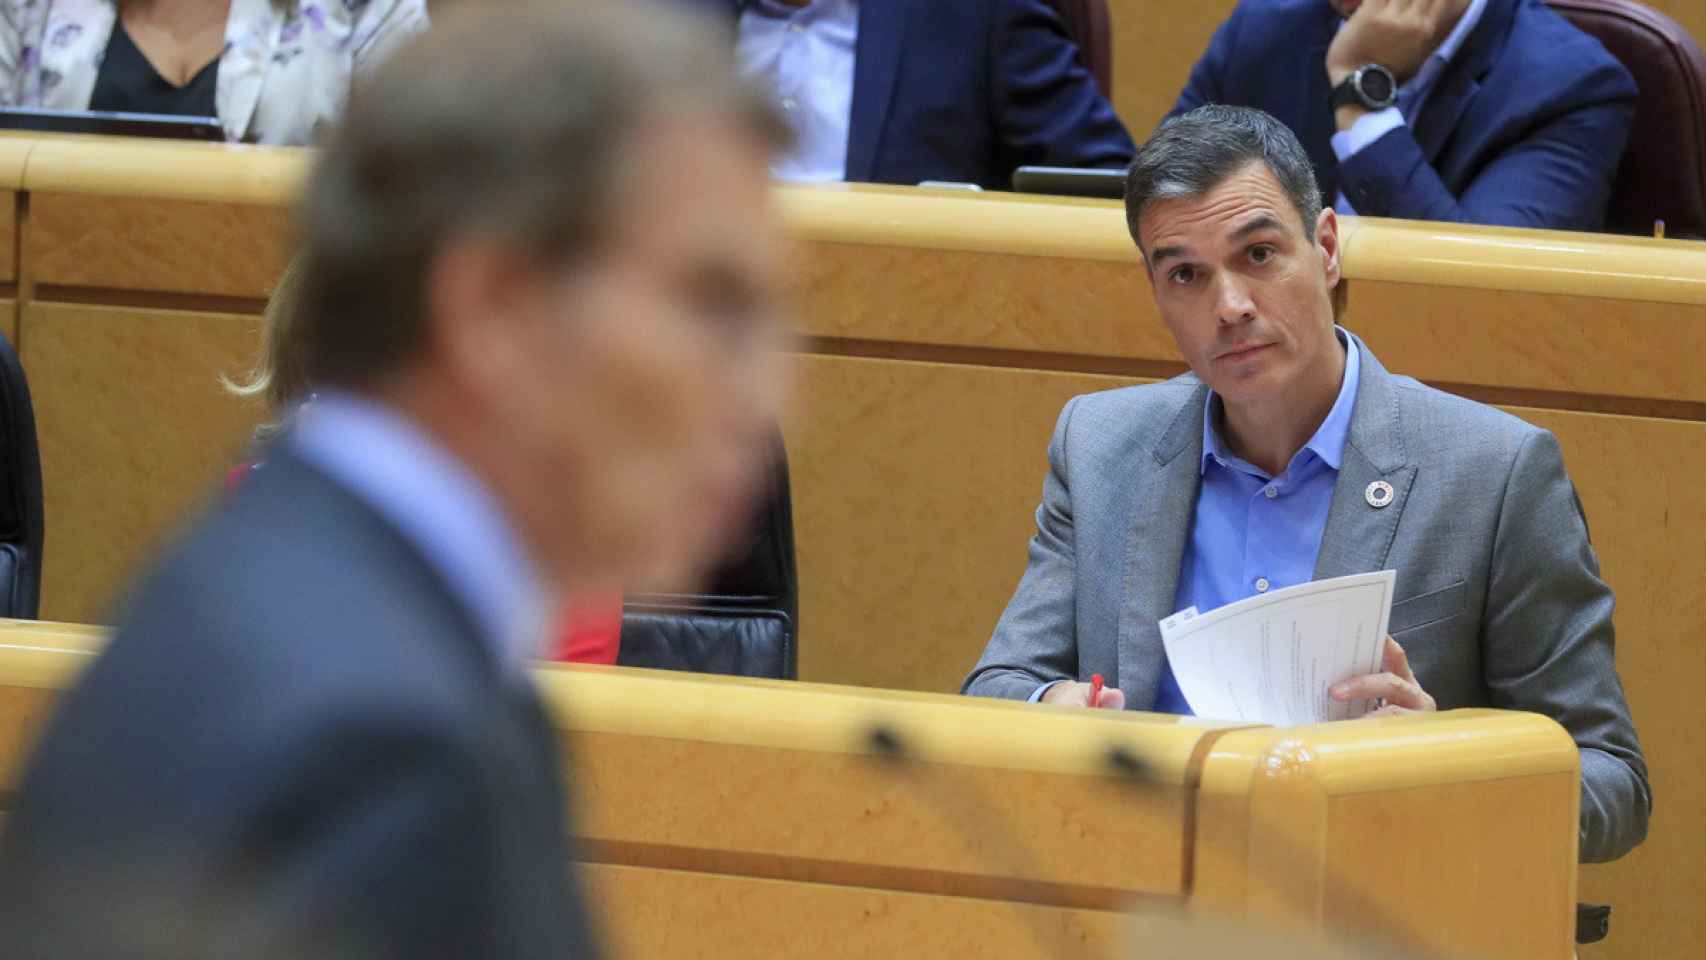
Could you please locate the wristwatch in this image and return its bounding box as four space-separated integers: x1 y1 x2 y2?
1330 64 1398 112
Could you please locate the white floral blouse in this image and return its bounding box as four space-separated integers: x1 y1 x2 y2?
0 0 427 144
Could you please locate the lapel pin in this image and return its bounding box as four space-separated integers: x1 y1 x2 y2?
1365 480 1394 509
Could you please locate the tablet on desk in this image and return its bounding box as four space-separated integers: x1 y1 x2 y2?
0 106 223 142
1011 165 1126 199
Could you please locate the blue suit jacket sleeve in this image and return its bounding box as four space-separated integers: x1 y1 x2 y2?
989 0 1135 171
1337 84 1634 229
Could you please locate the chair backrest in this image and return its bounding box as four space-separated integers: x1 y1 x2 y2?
616 433 797 679
1044 0 1113 98
1546 0 1706 238
0 333 42 619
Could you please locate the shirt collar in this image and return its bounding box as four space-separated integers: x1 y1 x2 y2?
1430 0 1488 67
1201 327 1362 477
291 392 550 682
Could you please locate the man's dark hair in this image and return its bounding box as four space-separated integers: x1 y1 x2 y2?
295 0 790 390
1124 105 1323 253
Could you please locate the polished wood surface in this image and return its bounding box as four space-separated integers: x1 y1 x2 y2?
0 626 1581 958
0 137 1693 958
21 302 263 620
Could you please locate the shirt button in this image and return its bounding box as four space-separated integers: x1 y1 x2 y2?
1255 577 1271 593
781 97 797 112
1264 486 1278 499
790 22 804 32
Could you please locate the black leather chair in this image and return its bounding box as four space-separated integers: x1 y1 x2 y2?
0 333 43 619
1546 0 1706 238
616 434 797 680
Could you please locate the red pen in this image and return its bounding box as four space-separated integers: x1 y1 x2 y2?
1088 673 1104 709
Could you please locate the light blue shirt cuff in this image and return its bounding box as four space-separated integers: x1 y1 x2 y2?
1329 106 1406 162
1029 680 1065 703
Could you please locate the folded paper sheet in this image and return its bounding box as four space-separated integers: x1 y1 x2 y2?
1158 570 1396 724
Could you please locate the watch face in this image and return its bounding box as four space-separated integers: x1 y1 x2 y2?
1357 66 1396 106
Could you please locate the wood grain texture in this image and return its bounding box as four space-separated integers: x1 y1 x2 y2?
0 637 1583 959
21 302 265 622
580 862 1130 960
28 194 293 298
0 190 15 285
1196 714 1579 960
797 237 1706 408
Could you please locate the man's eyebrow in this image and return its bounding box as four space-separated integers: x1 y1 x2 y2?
1229 213 1287 241
1148 244 1188 267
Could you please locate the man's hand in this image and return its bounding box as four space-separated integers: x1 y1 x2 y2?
1326 0 1467 88
1042 681 1127 710
1331 636 1437 717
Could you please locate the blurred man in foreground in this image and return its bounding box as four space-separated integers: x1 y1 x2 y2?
964 105 1648 862
0 2 790 956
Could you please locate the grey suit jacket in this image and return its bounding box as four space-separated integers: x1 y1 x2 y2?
964 339 1650 862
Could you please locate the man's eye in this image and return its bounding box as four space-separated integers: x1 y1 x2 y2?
1170 266 1197 285
1249 244 1275 264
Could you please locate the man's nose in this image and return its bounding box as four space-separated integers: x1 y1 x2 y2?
1213 273 1257 326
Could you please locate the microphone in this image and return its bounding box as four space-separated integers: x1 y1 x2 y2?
862 719 1448 960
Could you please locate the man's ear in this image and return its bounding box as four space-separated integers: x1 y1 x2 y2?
1315 207 1342 290
423 237 540 399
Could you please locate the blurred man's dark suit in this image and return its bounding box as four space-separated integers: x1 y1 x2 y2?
0 448 598 959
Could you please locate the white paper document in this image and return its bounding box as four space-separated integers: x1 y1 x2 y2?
1158 570 1396 724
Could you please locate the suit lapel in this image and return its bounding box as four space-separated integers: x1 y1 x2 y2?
845 0 905 182
1116 386 1205 709
1313 342 1416 582
1410 0 1516 164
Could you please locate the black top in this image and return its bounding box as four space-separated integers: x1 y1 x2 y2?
88 20 219 118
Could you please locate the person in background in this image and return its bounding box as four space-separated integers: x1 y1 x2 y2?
964 105 1648 863
0 0 427 144
682 0 1135 189
1170 0 1636 230
0 4 791 957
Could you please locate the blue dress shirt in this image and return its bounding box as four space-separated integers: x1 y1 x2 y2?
1030 330 1363 707
735 0 859 182
1331 0 1488 214
1152 330 1362 713
291 392 549 683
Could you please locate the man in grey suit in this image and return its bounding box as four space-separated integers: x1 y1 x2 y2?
964 104 1648 862
0 4 791 956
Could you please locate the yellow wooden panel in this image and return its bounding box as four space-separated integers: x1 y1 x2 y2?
21 302 265 622
28 194 293 298
794 228 1706 407
21 135 305 205
0 190 15 285
580 861 1130 959
1107 1 1225 138
1195 714 1579 960
784 354 1139 693
1511 405 1706 960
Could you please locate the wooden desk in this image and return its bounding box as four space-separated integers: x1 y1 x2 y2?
0 622 1579 959
0 139 1695 960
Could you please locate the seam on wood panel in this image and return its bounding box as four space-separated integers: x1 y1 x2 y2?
31 285 268 315
576 838 1157 913
799 337 1706 422
14 190 28 354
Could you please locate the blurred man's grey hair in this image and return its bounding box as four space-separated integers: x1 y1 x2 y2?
296 0 790 390
1124 104 1324 254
